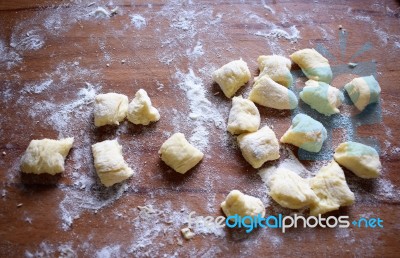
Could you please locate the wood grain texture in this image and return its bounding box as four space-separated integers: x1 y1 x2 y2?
0 0 399 257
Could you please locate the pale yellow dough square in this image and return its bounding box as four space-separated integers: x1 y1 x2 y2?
94 93 129 127
158 133 204 174
221 190 265 218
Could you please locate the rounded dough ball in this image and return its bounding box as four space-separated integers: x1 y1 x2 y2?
221 190 265 218
344 75 381 111
309 161 355 215
334 141 381 179
280 113 327 153
127 89 160 125
300 80 344 116
248 75 298 110
257 55 293 87
290 48 332 83
94 93 129 127
227 96 260 135
158 133 204 174
20 138 74 175
212 59 251 98
268 168 317 209
237 125 280 169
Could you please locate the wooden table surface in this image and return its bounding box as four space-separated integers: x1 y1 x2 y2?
1 0 399 257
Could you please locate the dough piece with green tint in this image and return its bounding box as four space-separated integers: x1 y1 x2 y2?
227 96 260 135
344 75 381 111
159 133 204 174
309 161 355 215
290 48 332 83
334 141 381 179
94 93 129 127
127 89 160 125
20 138 74 175
300 80 344 116
212 59 251 98
221 190 265 218
92 139 134 187
280 114 327 152
248 75 298 110
268 168 317 209
257 55 293 87
237 125 280 168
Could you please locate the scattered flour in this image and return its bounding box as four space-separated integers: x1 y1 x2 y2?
21 79 53 94
130 14 147 29
174 69 225 151
10 28 46 51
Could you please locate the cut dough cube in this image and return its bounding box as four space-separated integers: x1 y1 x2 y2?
248 75 298 110
344 75 381 111
94 93 129 127
221 190 265 218
212 59 251 98
20 138 74 175
268 168 317 209
280 113 327 152
237 125 280 168
127 89 160 125
309 161 355 215
92 139 134 187
290 48 332 83
334 141 381 179
158 133 204 174
227 96 260 135
300 80 344 116
257 55 293 87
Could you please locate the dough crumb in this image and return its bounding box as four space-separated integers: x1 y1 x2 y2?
181 227 195 240
17 203 23 208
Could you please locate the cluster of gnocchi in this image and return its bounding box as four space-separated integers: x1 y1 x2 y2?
19 48 383 222
214 49 382 218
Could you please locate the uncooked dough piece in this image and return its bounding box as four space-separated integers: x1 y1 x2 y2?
248 75 298 110
20 138 74 175
227 96 260 135
280 113 327 152
344 75 381 111
94 93 129 127
309 161 355 215
212 59 251 98
221 190 265 218
158 133 204 174
127 89 160 125
268 168 317 209
300 80 344 116
334 141 381 179
257 55 293 87
237 126 280 168
290 48 333 83
92 139 134 187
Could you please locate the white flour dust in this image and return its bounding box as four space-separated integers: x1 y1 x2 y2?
130 14 147 29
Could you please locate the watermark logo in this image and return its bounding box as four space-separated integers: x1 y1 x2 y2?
188 212 383 233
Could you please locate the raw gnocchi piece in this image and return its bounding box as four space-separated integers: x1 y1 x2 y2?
309 161 355 215
212 59 251 98
221 190 265 218
280 113 327 152
268 168 317 209
92 139 134 187
334 141 381 179
344 75 381 111
290 48 333 83
20 138 74 175
94 93 129 127
257 55 293 87
237 125 280 169
248 75 298 110
127 89 160 125
227 96 260 135
158 133 204 174
300 80 344 116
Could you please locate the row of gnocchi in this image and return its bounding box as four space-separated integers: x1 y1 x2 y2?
214 49 382 218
